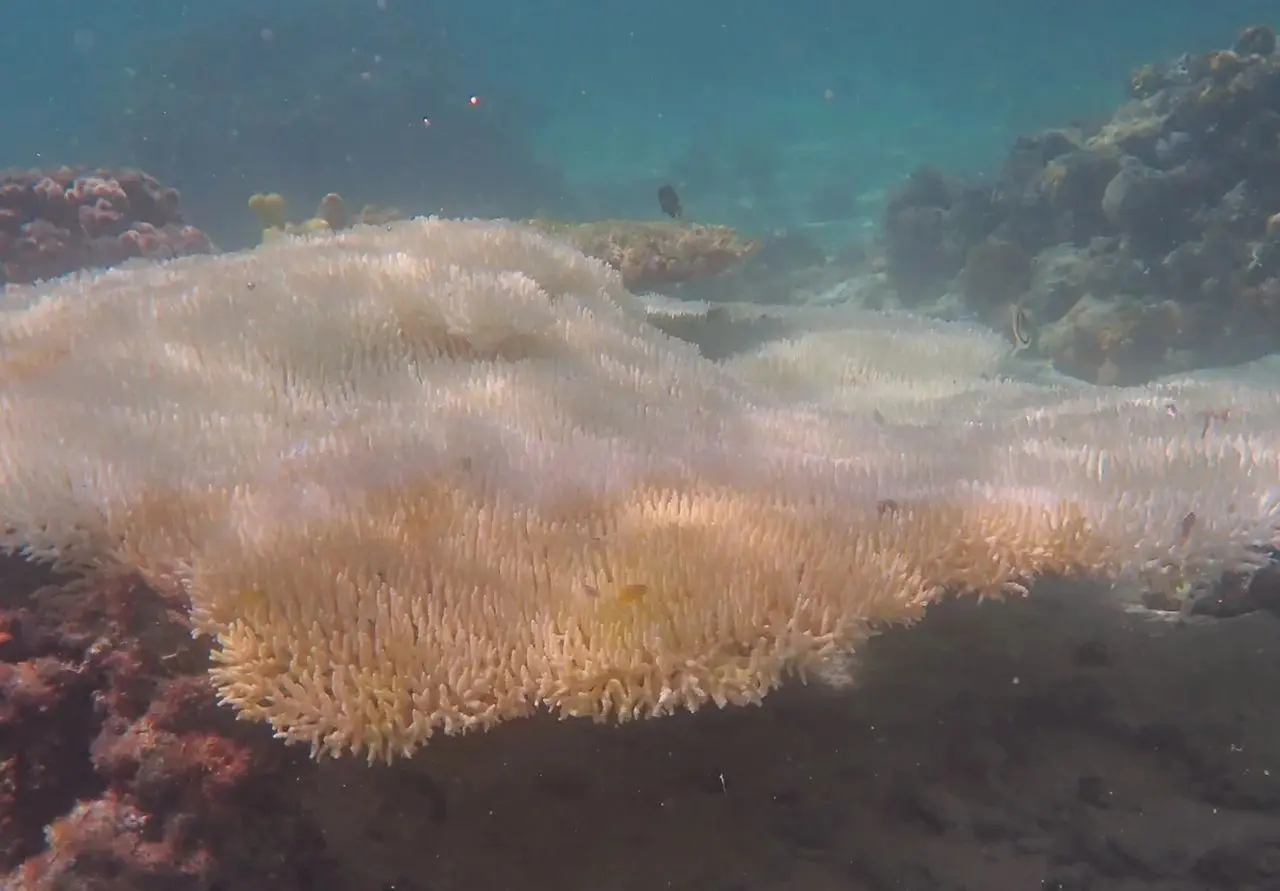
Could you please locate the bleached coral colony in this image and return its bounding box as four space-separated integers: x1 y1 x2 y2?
0 218 1277 763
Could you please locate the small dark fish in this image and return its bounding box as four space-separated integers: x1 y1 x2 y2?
1178 511 1197 545
657 184 682 219
1011 304 1031 349
1200 408 1230 439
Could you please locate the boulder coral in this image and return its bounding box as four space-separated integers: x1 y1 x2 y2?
879 23 1280 381
0 167 213 285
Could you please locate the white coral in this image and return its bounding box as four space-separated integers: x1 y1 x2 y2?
0 217 1276 762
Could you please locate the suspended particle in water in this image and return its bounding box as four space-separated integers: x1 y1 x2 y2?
260 28 275 45
72 28 97 54
469 95 481 107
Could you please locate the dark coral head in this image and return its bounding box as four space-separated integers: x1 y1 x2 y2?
1235 24 1277 57
1130 64 1165 99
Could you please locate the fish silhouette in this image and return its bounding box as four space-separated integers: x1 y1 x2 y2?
1010 304 1032 349
657 185 682 219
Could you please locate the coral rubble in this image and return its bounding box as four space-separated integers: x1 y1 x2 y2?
0 167 213 285
880 24 1280 383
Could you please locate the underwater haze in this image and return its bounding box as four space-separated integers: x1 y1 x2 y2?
9 2 1280 891
3 0 1275 241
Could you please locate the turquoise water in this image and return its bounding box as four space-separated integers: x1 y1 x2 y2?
3 1 1275 241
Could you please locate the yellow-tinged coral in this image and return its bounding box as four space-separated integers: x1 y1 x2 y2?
1129 64 1163 99
248 191 287 231
0 218 1277 763
1207 49 1243 79
248 191 402 244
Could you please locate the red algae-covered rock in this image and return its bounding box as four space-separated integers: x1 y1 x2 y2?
0 560 327 890
0 167 214 285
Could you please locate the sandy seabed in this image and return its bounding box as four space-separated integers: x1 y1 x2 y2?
4 559 1278 891
305 581 1280 891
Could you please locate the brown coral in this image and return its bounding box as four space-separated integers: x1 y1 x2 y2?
1129 64 1165 99
247 192 288 231
524 219 759 290
1207 49 1244 80
1234 24 1277 57
316 193 348 231
1037 294 1193 384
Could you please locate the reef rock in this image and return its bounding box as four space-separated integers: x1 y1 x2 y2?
878 25 1280 380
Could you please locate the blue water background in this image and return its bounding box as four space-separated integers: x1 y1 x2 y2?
3 0 1275 244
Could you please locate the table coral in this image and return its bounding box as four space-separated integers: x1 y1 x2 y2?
0 218 1277 767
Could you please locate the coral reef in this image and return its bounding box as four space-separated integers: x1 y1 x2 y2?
879 24 1280 382
0 168 213 285
0 187 1277 888
2 24 1280 891
0 559 326 890
523 218 760 290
